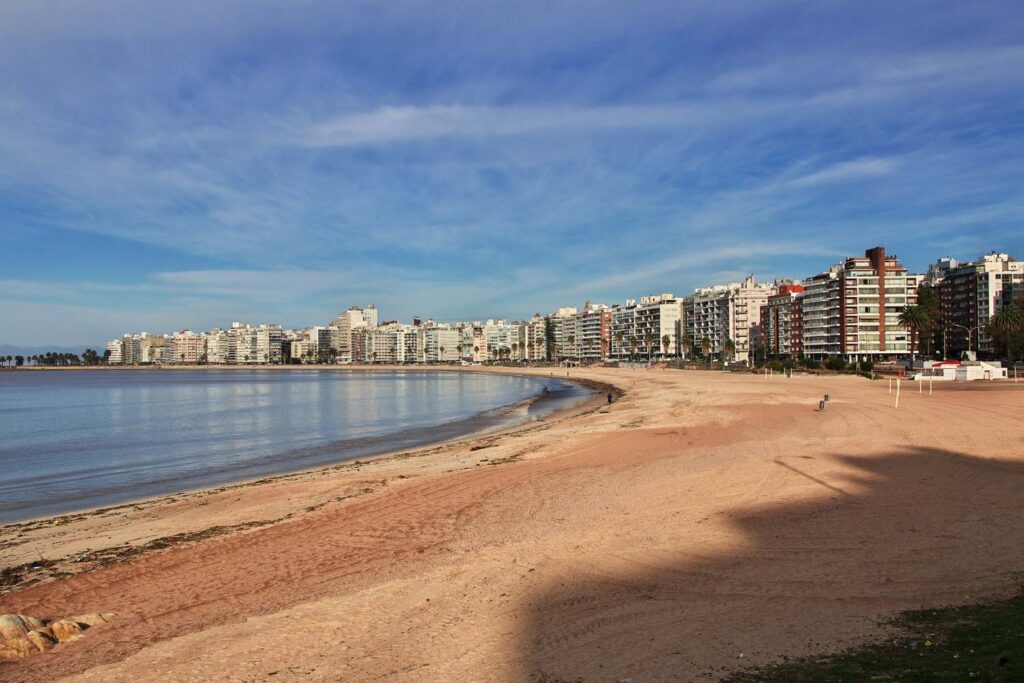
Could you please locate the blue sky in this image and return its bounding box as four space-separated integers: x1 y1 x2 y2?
2 1 1023 347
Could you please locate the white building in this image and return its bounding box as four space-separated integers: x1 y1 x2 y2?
335 305 378 362
424 328 460 363
204 329 229 364
106 339 123 364
612 294 683 361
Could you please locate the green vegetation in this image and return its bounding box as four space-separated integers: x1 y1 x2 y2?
898 305 932 361
990 301 1024 364
725 589 1024 683
824 356 847 372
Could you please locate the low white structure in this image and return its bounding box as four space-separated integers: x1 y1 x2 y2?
913 360 1008 381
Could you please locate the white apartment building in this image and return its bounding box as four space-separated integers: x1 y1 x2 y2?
255 325 283 364
227 322 283 364
685 286 731 358
684 277 775 362
525 315 546 361
364 323 424 364
545 307 577 359
139 334 166 364
204 329 229 364
291 339 316 363
611 294 683 361
484 319 524 361
800 267 841 358
424 328 460 363
335 305 377 362
106 339 123 364
575 309 605 361
458 324 487 362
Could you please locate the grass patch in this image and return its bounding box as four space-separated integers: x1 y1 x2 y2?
725 589 1024 682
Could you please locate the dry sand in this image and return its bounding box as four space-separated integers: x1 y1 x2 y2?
2 366 1023 681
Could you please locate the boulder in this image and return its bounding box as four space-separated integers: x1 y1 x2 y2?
49 619 84 643
0 614 30 641
68 612 115 627
0 647 23 661
26 629 56 652
3 636 37 656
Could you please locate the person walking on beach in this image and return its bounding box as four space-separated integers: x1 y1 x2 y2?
607 392 613 405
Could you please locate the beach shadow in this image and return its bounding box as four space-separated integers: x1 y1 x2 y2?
521 447 1024 681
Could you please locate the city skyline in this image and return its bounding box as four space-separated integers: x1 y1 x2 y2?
3 2 1024 347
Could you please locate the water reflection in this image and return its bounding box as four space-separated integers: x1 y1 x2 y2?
0 370 588 523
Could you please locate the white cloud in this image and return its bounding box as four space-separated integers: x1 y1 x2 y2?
787 157 899 187
302 104 714 147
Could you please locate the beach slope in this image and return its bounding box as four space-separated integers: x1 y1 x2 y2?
2 367 1024 681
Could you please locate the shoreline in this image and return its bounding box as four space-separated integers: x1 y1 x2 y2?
0 368 615 596
0 368 611 529
3 367 1023 681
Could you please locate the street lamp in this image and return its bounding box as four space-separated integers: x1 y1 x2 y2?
949 323 979 356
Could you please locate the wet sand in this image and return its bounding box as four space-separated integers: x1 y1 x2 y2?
2 366 1024 681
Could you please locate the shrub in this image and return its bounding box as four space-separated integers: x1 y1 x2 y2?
825 357 848 372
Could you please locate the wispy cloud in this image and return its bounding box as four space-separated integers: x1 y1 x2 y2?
1 1 1023 345
787 157 899 187
303 104 710 147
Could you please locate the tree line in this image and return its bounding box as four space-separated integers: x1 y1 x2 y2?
0 349 111 368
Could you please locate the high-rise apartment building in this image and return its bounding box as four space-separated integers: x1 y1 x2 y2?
574 303 612 361
170 330 204 364
335 305 378 362
684 277 775 362
106 339 123 364
611 294 683 361
802 247 919 360
760 284 804 360
932 253 1024 355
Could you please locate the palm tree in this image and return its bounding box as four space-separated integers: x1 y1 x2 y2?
662 334 671 359
511 343 518 362
701 337 712 364
918 284 942 358
628 335 638 362
614 331 624 360
682 338 692 361
644 332 656 362
897 305 931 361
566 335 576 360
723 338 736 363
990 303 1024 363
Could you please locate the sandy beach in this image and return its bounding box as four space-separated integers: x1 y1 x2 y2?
2 366 1024 681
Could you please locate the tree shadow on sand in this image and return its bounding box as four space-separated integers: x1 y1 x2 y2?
522 447 1024 682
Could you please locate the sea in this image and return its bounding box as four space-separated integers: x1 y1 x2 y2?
0 369 590 523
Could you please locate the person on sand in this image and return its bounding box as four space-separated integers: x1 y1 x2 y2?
607 392 613 405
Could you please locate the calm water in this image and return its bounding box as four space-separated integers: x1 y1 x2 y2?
0 370 589 523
